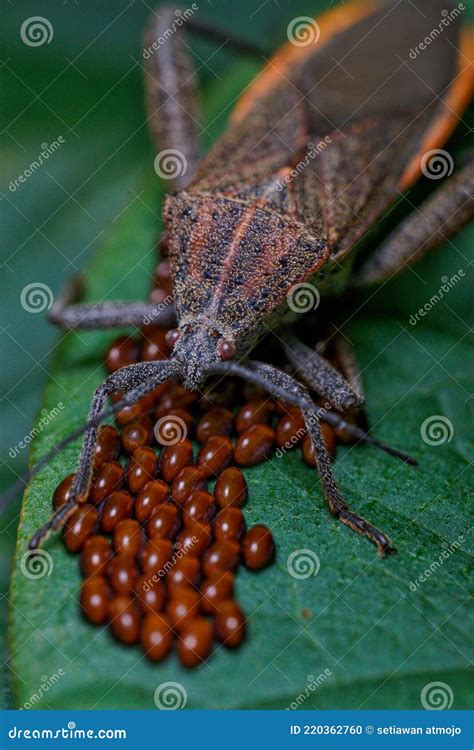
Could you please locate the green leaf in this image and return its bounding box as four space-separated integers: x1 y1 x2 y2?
8 13 474 712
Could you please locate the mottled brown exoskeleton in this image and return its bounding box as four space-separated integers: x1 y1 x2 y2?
24 1 474 555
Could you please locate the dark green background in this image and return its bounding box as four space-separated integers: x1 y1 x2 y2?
1 0 473 710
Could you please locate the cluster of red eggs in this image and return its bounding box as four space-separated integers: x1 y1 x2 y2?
51 244 336 667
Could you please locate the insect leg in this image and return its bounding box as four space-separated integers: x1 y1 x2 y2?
49 275 175 330
144 6 202 190
283 333 364 411
212 361 395 556
353 161 474 286
28 361 175 549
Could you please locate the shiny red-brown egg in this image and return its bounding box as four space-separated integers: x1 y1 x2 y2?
197 435 233 477
94 425 121 467
141 613 173 661
171 466 207 507
196 406 234 444
182 491 216 526
112 519 142 558
108 595 141 644
107 555 139 595
202 540 240 577
140 539 173 576
166 587 201 633
200 571 235 615
90 461 124 505
214 601 246 648
134 480 169 523
213 507 246 542
105 336 140 374
100 491 134 533
147 503 181 541
166 556 201 593
141 327 170 362
178 617 213 668
275 409 306 449
241 525 275 570
80 575 110 625
235 399 275 434
121 417 153 453
214 467 248 508
234 424 275 466
52 473 75 510
176 522 212 558
126 447 158 494
160 440 193 483
81 534 111 577
135 574 166 615
63 503 98 552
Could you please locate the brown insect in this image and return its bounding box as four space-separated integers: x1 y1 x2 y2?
18 1 474 555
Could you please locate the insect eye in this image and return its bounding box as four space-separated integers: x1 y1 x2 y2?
165 328 180 349
219 339 236 361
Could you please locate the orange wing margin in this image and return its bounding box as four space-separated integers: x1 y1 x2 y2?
399 28 474 190
230 1 378 125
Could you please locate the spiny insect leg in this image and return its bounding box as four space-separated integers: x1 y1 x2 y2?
353 160 474 286
28 361 175 550
49 275 174 330
283 333 364 411
212 360 395 556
